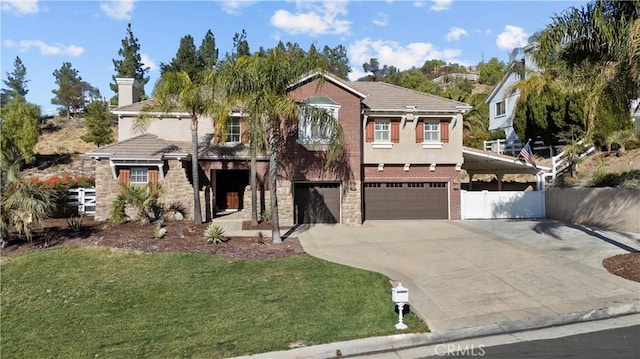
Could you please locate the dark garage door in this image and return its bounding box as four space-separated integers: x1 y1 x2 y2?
364 182 448 220
294 183 340 224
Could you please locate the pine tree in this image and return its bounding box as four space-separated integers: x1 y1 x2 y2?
81 100 114 147
0 96 40 163
111 23 150 101
322 45 351 79
160 35 200 79
1 56 29 105
51 62 86 119
198 29 218 70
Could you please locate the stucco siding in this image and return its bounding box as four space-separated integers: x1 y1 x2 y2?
118 115 214 142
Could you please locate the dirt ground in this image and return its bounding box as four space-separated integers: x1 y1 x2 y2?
602 253 640 283
0 218 304 261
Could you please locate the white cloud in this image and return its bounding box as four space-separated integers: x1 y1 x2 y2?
140 54 156 71
372 12 388 27
446 27 467 41
431 0 452 11
3 39 84 56
270 1 351 36
413 2 426 7
100 0 135 20
496 25 529 50
347 38 464 80
0 0 39 15
221 1 257 15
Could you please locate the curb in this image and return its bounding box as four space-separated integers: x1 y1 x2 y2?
230 302 640 359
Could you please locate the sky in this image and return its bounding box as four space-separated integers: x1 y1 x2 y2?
1 0 589 114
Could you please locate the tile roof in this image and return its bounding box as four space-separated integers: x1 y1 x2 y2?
349 81 470 113
87 134 187 160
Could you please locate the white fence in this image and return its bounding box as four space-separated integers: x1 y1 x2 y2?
433 73 480 83
461 190 545 219
68 187 96 215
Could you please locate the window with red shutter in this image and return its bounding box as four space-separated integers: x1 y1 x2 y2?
365 120 374 142
391 121 400 143
440 120 450 143
415 121 424 143
118 168 130 184
148 169 159 185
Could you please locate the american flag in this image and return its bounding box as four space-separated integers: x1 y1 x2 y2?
518 141 537 169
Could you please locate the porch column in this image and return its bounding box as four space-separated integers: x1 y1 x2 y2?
496 173 504 191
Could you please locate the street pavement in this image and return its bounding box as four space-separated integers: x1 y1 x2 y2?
232 219 640 359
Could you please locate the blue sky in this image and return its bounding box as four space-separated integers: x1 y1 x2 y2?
1 0 588 113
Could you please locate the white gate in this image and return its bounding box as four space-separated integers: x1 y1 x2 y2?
68 187 96 215
461 190 545 219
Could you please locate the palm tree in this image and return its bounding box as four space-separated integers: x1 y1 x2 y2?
220 48 339 243
535 0 640 137
140 70 224 225
1 148 55 243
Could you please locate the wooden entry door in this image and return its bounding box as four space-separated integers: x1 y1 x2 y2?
226 192 239 210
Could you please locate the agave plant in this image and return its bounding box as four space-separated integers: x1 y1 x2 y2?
204 224 227 244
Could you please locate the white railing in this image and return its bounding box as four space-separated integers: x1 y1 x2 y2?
68 187 96 215
433 73 480 83
546 140 596 181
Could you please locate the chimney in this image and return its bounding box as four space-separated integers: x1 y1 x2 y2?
115 78 140 108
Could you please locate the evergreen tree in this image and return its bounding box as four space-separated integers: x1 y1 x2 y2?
230 29 250 60
161 35 201 79
322 45 351 79
362 58 389 81
81 100 114 147
111 23 150 101
477 57 506 86
1 56 29 104
198 29 219 70
0 96 40 163
51 62 86 119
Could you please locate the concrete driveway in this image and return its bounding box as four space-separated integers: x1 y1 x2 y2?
295 219 640 333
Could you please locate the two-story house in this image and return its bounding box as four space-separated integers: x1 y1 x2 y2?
88 73 470 225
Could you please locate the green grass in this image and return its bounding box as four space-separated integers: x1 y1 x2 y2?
1 247 427 358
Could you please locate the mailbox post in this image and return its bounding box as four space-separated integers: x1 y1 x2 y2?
391 283 409 330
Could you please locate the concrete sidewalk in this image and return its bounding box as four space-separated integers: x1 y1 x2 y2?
232 219 639 359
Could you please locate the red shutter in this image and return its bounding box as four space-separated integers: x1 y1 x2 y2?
415 121 424 143
440 120 450 143
391 121 400 143
365 120 374 142
118 168 130 185
148 169 159 185
240 121 246 143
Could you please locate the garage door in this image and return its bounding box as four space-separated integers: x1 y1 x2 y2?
294 183 340 224
364 182 448 220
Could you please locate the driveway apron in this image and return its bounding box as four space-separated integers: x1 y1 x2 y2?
296 220 640 332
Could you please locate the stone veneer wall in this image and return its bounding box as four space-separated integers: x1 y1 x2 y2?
94 159 207 222
94 160 119 221
341 181 362 225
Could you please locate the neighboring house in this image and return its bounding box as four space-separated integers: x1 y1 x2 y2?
88 74 470 225
485 44 539 145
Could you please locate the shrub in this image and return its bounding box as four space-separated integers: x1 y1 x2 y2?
260 209 271 222
66 216 83 232
152 220 167 239
204 224 227 244
110 184 162 224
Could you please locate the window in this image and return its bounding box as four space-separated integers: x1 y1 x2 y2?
424 120 440 142
298 105 339 143
226 118 241 143
374 119 390 142
496 100 506 117
130 168 148 185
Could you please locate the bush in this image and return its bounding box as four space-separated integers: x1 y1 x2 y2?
28 174 96 218
66 216 83 232
260 209 271 222
204 224 227 244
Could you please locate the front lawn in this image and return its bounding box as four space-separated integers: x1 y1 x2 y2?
1 247 427 358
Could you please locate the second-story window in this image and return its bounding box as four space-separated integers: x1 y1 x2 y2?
374 119 390 142
226 117 241 143
298 97 340 143
424 120 440 142
496 100 506 117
